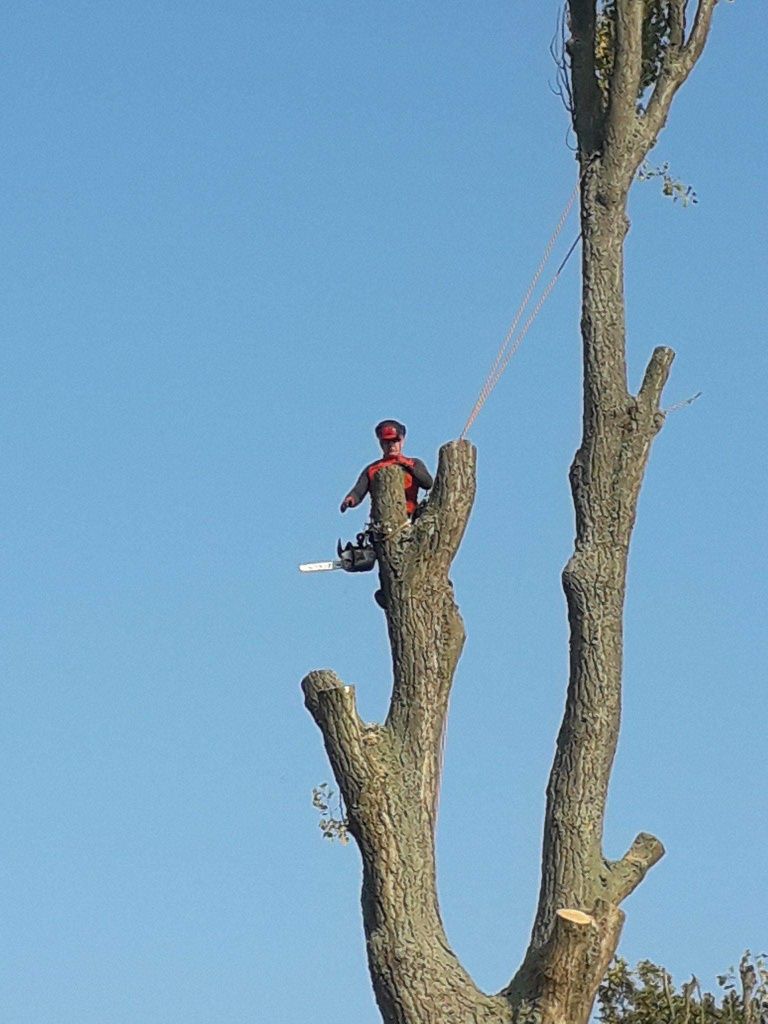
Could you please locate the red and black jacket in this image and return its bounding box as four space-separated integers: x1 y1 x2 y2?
343 456 433 516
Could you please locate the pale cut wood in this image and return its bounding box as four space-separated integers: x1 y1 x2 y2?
556 909 595 927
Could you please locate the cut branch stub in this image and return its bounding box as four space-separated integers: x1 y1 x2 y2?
416 439 478 564
607 831 666 903
301 670 371 827
638 345 675 414
508 901 625 1024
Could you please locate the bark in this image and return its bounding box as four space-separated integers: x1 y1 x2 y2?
304 444 510 1024
502 4 715 1022
504 155 670 1022
302 4 717 1022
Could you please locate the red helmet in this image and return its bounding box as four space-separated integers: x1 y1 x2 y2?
375 419 406 441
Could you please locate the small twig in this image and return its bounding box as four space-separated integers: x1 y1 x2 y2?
664 390 702 415
663 968 675 1023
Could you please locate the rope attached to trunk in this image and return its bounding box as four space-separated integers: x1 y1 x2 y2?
459 183 581 439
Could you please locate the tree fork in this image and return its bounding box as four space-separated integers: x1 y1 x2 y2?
302 3 718 1021
303 443 510 1024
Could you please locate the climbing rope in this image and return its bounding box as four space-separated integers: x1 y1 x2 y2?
459 183 581 439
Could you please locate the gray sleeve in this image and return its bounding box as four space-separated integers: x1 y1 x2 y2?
410 459 433 490
346 468 370 503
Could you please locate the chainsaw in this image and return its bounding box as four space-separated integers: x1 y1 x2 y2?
299 529 377 574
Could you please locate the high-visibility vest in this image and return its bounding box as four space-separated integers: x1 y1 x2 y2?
367 457 419 515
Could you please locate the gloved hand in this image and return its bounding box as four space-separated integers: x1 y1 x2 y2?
340 495 357 513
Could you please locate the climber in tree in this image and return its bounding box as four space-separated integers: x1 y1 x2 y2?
340 420 433 517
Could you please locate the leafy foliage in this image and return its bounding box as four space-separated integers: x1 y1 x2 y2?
638 160 697 205
594 3 699 205
596 954 768 1023
594 0 674 106
311 782 350 844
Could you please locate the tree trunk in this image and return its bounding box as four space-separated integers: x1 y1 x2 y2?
503 3 717 1020
505 153 669 1024
302 4 718 1022
304 445 510 1024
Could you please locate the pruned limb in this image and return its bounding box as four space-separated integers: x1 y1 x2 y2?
607 832 666 902
638 345 675 412
637 0 718 159
411 439 477 570
508 902 625 1024
301 670 371 805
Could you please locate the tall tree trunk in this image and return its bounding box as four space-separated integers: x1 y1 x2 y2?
505 154 670 1024
505 4 718 1021
302 4 718 1022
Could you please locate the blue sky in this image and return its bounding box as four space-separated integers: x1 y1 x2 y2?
1 3 765 1022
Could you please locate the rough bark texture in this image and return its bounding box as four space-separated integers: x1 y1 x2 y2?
303 4 716 1022
504 5 716 1022
304 444 509 1024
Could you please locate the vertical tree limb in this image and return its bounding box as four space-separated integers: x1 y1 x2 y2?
303 442 509 1024
509 5 717 1016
